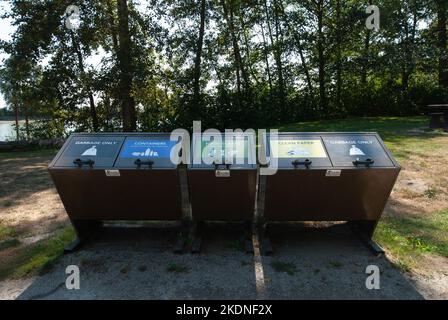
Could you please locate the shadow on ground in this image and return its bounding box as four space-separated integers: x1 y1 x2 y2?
17 222 423 300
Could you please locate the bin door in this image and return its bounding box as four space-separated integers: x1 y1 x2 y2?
266 134 332 168
322 134 395 167
53 135 124 168
114 135 180 169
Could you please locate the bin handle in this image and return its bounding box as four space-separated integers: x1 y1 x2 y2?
292 159 312 169
213 162 231 170
134 159 154 168
353 158 375 167
73 158 95 167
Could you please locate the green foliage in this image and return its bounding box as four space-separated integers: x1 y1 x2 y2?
0 0 445 136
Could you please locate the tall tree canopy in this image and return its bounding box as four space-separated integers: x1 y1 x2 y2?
0 0 445 138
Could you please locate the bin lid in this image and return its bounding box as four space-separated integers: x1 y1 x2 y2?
189 132 256 169
114 134 181 169
321 134 395 167
264 133 332 168
53 135 125 168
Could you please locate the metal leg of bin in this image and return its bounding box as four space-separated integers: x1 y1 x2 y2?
65 219 102 254
190 221 204 254
429 114 444 129
173 219 192 254
258 222 273 256
242 220 254 254
444 112 448 131
348 221 384 257
256 174 273 256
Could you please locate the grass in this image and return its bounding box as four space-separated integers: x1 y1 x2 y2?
271 260 298 276
277 116 428 134
0 224 17 241
0 238 21 251
0 148 58 159
374 209 448 271
0 227 75 280
166 263 189 273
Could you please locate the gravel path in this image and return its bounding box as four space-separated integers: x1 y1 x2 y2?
0 222 433 300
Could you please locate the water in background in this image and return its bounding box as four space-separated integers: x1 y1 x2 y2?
0 121 21 141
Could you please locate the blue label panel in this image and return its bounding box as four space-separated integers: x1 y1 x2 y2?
119 139 177 159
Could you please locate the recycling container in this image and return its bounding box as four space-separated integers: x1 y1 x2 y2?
48 133 186 246
259 132 400 253
187 132 257 222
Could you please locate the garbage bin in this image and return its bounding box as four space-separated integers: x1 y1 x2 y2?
48 133 186 251
258 132 400 255
187 132 257 252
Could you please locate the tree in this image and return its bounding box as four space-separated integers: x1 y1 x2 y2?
117 0 137 131
437 0 448 88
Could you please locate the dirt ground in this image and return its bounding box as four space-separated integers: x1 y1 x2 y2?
0 130 448 299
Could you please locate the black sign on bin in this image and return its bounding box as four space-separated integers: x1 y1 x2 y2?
322 134 394 167
53 136 124 167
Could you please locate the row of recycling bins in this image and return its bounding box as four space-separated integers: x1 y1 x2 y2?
48 132 400 255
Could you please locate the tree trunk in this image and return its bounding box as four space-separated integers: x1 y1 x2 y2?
278 0 313 94
361 0 373 86
70 31 99 132
260 23 273 92
317 0 327 113
437 0 448 88
117 0 136 131
192 0 206 120
14 100 19 140
335 0 342 110
239 13 260 85
221 0 249 94
264 0 285 107
24 102 29 140
106 0 119 54
272 0 285 106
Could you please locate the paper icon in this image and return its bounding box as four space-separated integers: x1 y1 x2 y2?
82 146 97 156
349 145 365 156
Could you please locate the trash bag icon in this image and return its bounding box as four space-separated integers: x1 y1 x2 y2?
81 145 97 156
349 145 365 156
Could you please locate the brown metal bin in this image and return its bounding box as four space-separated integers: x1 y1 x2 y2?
258 132 401 255
48 133 187 251
187 132 257 252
